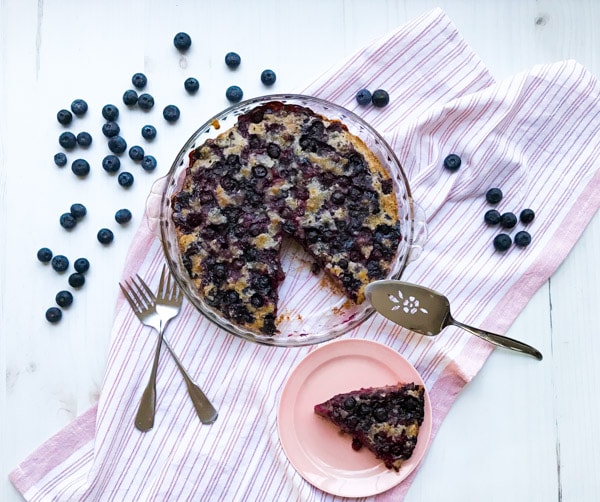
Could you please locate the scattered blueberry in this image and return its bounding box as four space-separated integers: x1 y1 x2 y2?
493 233 512 252
74 257 90 273
70 99 88 116
225 52 241 69
514 230 532 247
163 105 180 122
123 89 139 106
356 89 372 106
118 171 134 187
54 152 68 167
51 255 69 272
520 208 535 224
108 136 127 154
128 145 145 161
371 89 390 107
102 104 119 121
138 93 155 111
173 32 192 51
97 228 114 245
59 132 77 150
131 72 148 89
141 155 157 171
70 203 87 220
57 109 73 125
102 121 120 138
76 131 92 147
184 77 200 94
141 124 157 140
45 307 62 323
226 85 243 103
71 158 90 177
102 154 121 173
484 209 501 225
500 212 518 229
486 188 503 204
59 212 77 230
443 154 462 172
37 247 53 263
260 69 276 86
68 273 86 288
115 208 132 224
55 290 74 308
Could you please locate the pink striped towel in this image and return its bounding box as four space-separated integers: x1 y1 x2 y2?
10 8 600 501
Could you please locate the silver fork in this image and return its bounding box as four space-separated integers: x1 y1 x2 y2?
120 266 218 431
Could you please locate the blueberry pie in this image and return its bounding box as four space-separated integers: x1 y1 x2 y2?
314 383 425 471
171 101 402 335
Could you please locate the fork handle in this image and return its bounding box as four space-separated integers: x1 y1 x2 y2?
134 334 163 432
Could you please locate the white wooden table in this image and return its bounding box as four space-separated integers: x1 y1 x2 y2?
1 1 599 500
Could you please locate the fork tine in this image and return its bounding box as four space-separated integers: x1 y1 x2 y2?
128 277 153 311
157 265 168 299
119 282 140 312
135 274 156 303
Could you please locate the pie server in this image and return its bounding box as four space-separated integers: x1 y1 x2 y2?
365 280 543 360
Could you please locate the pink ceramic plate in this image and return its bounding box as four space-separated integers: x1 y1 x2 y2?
277 338 432 498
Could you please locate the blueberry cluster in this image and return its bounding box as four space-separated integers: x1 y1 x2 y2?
222 49 278 103
355 88 390 108
59 203 87 230
483 188 535 252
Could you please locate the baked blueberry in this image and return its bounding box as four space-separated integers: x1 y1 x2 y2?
514 230 532 247
184 77 200 94
70 99 88 116
74 257 90 273
173 32 192 51
141 155 157 171
59 132 77 149
356 89 372 106
76 132 92 147
102 154 121 173
118 171 134 187
131 72 147 89
59 212 77 229
55 290 73 308
371 89 389 107
128 145 145 161
54 152 68 167
115 208 132 224
122 89 139 106
102 121 120 138
45 307 62 323
101 104 119 121
226 85 243 103
163 105 180 122
493 233 512 252
108 136 127 154
225 52 241 69
443 154 461 171
485 188 503 204
70 203 87 220
520 208 535 224
68 273 85 288
51 255 69 272
141 124 157 140
71 158 90 177
57 109 73 125
484 209 501 225
37 247 53 263
500 212 518 229
138 93 155 110
97 228 114 244
260 69 276 86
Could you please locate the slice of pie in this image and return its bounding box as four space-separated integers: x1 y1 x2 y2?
314 382 425 471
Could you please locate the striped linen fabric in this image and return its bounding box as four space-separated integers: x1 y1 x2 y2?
10 7 600 501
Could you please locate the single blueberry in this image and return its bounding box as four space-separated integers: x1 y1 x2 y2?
443 154 462 172
138 93 155 111
163 105 180 122
486 188 503 204
128 145 145 161
57 109 73 125
493 233 512 252
225 85 243 103
102 154 121 173
37 247 53 263
173 32 192 51
68 273 86 288
520 208 535 224
141 155 157 171
484 209 501 225
184 77 200 94
70 99 88 116
371 89 390 107
123 89 139 106
102 121 120 138
500 212 518 229
54 152 68 167
131 72 147 89
118 171 134 187
102 104 119 121
74 257 90 273
356 89 372 106
51 255 69 272
260 69 276 86
141 124 157 140
108 136 127 154
60 212 77 230
70 203 87 220
76 131 92 147
115 208 132 224
225 52 241 69
97 228 114 244
45 307 62 323
514 230 532 247
55 290 74 308
59 132 77 149
71 158 90 177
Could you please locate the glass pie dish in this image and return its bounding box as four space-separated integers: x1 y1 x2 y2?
148 94 426 347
